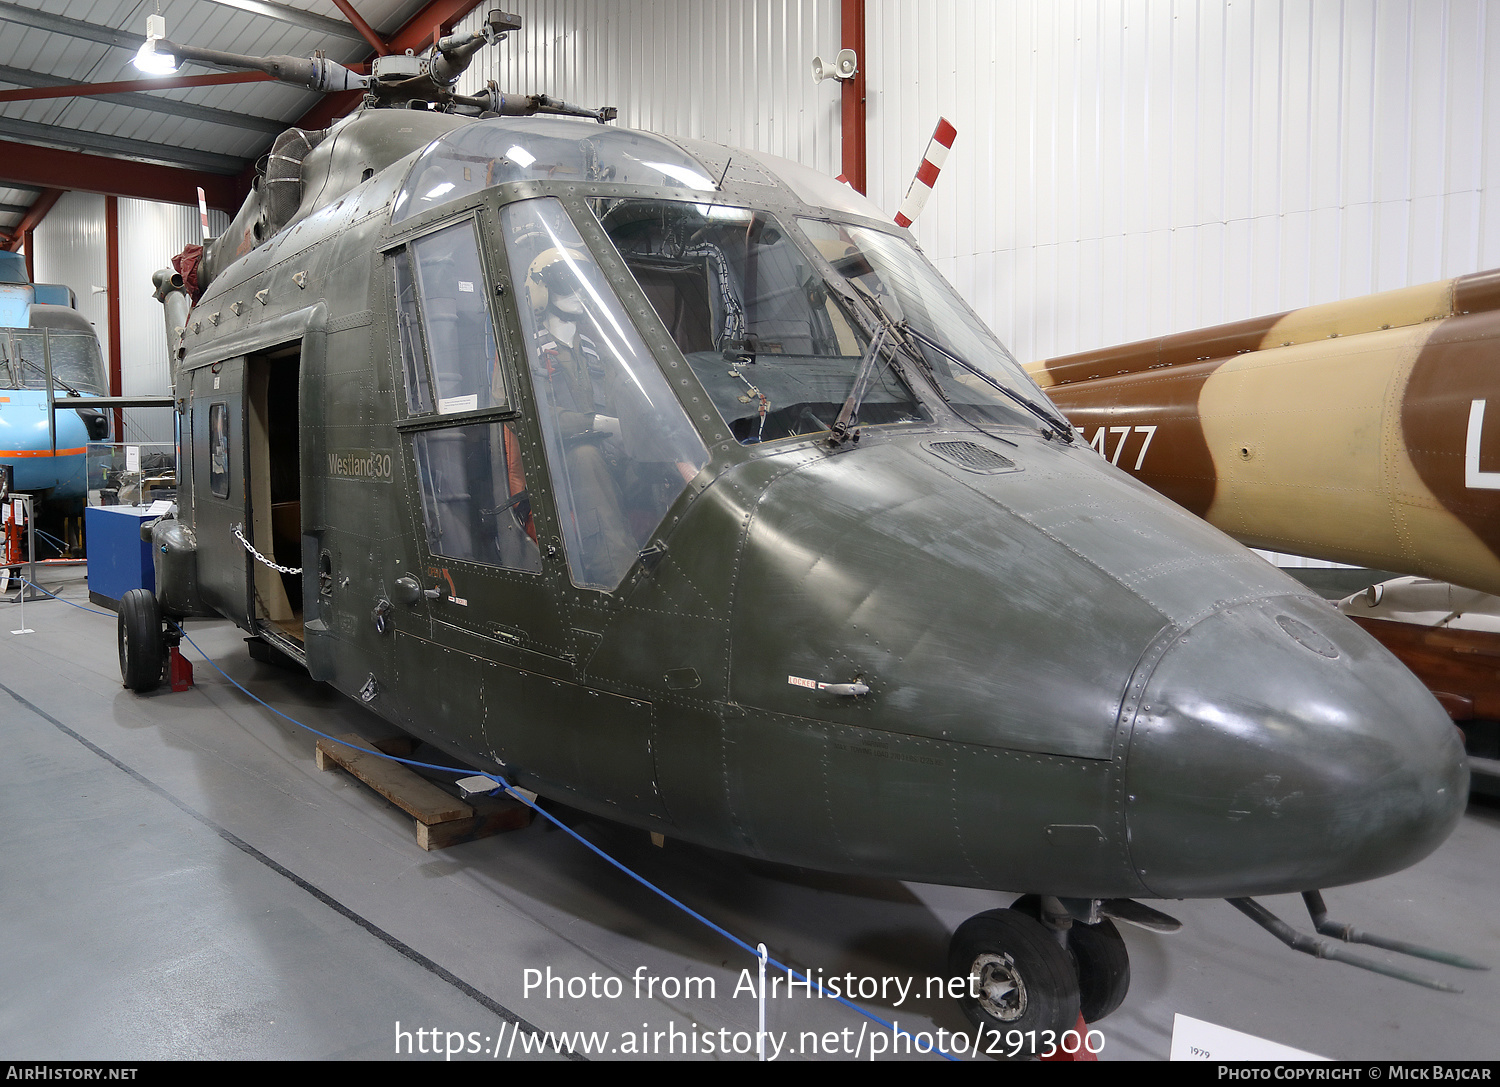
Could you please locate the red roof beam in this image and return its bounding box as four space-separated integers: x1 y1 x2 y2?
330 0 390 56
0 66 373 105
291 0 486 132
2 188 62 253
385 0 487 54
0 140 242 212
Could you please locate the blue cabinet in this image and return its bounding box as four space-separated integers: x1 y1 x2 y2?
86 505 156 608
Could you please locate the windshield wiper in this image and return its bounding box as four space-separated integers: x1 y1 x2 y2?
828 325 890 447
836 281 1020 445
15 354 81 397
825 275 1042 448
899 324 1075 443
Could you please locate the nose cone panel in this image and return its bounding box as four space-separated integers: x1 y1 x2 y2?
2 401 89 495
726 440 1169 759
1125 595 1467 897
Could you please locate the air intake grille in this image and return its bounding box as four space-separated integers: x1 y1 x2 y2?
925 440 1018 474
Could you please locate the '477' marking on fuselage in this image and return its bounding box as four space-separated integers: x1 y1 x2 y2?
1089 425 1157 470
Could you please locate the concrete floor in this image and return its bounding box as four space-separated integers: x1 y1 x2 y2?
2 567 1497 1062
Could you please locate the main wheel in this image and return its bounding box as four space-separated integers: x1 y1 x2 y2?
948 908 1080 1055
118 588 165 693
1009 895 1131 1022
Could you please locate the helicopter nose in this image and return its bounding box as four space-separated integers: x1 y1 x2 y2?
1123 595 1467 898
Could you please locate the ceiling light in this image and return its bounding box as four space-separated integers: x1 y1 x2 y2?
133 14 180 74
133 40 180 74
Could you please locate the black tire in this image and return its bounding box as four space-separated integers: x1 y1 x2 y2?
1009 894 1131 1022
118 588 165 693
948 908 1080 1055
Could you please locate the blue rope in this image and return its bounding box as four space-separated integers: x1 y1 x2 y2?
7 576 114 616
476 773 961 1061
33 527 69 552
17 576 961 1061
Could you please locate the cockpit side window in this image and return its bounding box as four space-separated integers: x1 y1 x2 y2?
392 250 433 414
401 219 509 415
500 198 708 592
412 421 541 572
393 221 540 573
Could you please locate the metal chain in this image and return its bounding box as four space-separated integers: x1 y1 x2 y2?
233 524 302 574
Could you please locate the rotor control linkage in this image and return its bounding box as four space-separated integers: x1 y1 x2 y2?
1227 896 1483 993
1301 891 1489 971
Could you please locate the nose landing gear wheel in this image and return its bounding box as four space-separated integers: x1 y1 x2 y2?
118 588 165 693
1009 894 1131 1022
948 908 1080 1056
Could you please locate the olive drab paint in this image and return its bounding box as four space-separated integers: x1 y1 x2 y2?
134 23 1476 1035
147 96 1465 902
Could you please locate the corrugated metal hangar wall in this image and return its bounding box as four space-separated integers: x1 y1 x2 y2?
30 194 230 445
864 0 1500 364
27 0 1500 444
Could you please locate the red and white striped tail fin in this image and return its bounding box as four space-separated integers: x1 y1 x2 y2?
893 117 956 228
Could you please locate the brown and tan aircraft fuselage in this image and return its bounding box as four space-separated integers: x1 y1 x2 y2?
1027 270 1500 595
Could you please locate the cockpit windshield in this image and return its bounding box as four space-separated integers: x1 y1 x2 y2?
798 220 1064 434
593 198 929 444
500 198 710 592
0 330 107 394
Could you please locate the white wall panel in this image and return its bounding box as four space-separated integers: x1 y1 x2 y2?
452 0 842 178
864 0 1500 366
1340 201 1376 297
30 195 229 446
116 198 230 445
30 191 107 335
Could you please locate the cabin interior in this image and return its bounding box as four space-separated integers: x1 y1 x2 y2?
247 347 302 647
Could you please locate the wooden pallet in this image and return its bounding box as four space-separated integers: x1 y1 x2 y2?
315 733 532 850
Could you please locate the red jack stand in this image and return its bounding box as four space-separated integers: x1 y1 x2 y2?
169 645 194 692
1039 1013 1098 1062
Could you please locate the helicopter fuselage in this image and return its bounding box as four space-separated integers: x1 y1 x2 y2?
154 108 1466 906
0 303 112 515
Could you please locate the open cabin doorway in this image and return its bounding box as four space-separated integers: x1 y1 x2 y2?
247 346 303 650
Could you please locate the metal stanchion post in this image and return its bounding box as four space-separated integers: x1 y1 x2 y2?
10 494 34 634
